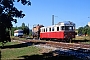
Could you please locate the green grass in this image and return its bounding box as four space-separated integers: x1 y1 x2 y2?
74 36 90 40
72 36 90 44
11 36 27 40
82 42 90 44
0 42 41 60
0 41 19 46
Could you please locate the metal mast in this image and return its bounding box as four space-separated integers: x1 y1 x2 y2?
52 15 54 25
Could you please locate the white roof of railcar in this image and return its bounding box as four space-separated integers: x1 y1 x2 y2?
40 21 75 29
40 25 58 29
57 21 75 25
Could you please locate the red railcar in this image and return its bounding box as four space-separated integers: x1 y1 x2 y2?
40 21 77 42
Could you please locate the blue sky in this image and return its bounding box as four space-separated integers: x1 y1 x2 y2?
13 0 90 29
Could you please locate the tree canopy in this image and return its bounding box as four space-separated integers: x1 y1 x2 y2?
11 23 30 36
0 0 31 44
78 25 90 36
21 23 29 35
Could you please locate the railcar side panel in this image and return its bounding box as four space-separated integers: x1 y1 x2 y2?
40 31 76 39
40 31 64 39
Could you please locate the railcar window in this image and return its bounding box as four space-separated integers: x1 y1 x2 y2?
65 26 69 30
69 26 73 30
40 29 41 32
57 27 59 31
42 29 44 32
44 28 45 32
46 28 47 32
52 27 54 31
61 26 73 30
41 29 42 32
49 28 51 31
61 26 65 30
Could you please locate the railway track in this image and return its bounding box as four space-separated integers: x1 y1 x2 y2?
12 39 90 60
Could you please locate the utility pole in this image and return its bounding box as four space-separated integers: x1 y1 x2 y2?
28 23 29 29
52 15 54 25
28 23 29 35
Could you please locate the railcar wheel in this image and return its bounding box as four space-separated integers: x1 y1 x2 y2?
66 38 72 43
40 38 43 40
45 39 48 41
69 38 72 43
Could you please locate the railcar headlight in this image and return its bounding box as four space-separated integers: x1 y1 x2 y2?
64 32 66 34
64 35 67 38
72 35 74 37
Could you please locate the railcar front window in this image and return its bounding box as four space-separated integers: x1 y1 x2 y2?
61 26 73 30
69 26 73 30
61 26 65 30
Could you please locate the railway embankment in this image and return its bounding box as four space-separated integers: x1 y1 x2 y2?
12 39 90 60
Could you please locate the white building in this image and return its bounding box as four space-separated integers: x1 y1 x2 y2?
14 29 23 37
88 22 90 27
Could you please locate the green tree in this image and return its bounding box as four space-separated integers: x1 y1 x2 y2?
82 28 88 36
22 23 26 30
23 26 29 35
78 27 84 34
21 23 29 35
11 23 30 37
82 25 89 36
78 25 90 36
87 27 90 36
84 25 89 28
0 0 31 47
11 26 19 36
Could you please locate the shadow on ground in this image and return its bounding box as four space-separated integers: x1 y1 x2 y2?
18 50 79 60
17 47 90 60
45 39 90 43
24 37 90 43
0 41 46 49
72 39 90 43
0 50 1 60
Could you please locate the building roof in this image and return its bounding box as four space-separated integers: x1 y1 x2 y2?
14 29 23 33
